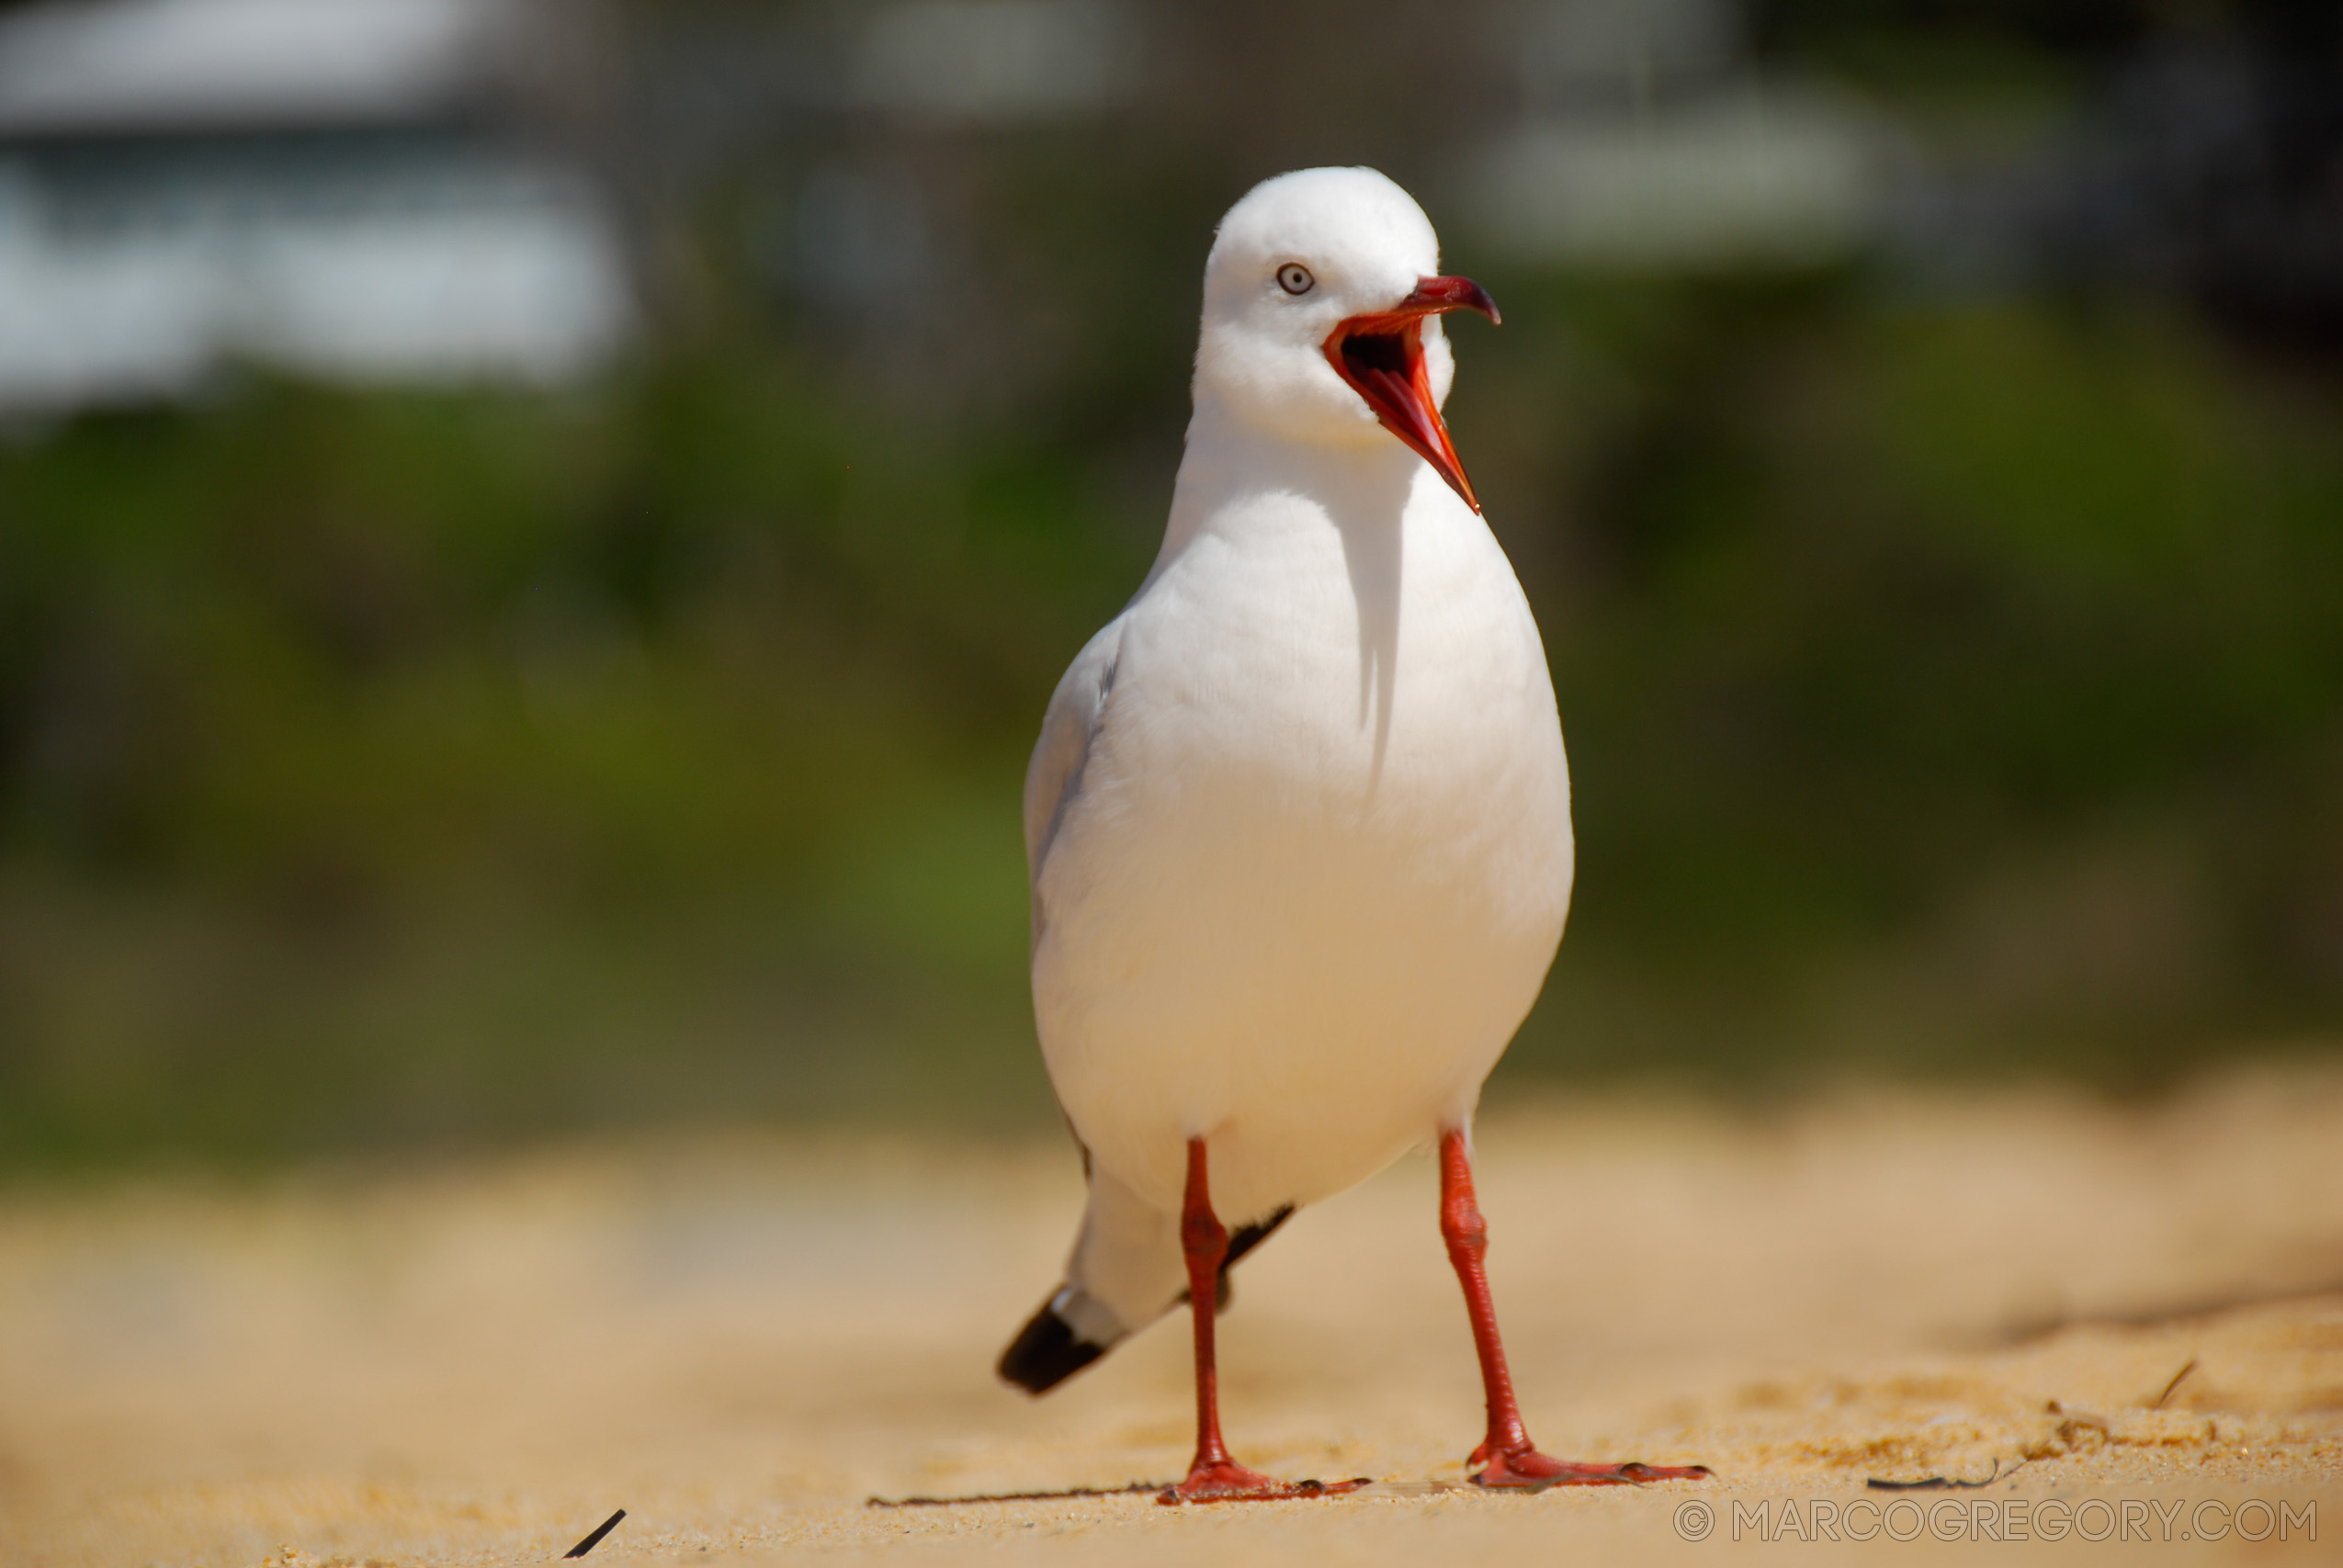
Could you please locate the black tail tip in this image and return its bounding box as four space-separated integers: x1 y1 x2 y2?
998 1294 1108 1395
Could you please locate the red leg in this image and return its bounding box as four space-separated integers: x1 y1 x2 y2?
1439 1128 1711 1488
1158 1137 1366 1505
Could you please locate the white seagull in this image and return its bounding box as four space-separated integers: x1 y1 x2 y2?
997 166 1710 1502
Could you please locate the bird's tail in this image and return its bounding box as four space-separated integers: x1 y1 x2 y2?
997 1285 1116 1393
998 1167 1295 1395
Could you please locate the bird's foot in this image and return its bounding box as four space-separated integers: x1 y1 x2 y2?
1156 1461 1371 1506
1469 1441 1712 1490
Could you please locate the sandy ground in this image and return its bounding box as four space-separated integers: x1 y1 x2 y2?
3 1071 2340 1567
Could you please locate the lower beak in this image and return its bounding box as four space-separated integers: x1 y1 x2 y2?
1323 276 1501 513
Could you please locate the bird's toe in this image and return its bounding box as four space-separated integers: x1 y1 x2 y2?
1470 1446 1712 1489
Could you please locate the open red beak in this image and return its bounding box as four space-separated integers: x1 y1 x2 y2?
1323 275 1501 513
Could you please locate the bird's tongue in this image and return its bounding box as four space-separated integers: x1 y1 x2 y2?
1324 276 1500 513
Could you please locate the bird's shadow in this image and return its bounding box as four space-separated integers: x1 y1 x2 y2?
866 1482 1168 1509
1330 464 1405 794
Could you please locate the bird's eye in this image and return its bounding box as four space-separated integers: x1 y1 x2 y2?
1276 263 1314 296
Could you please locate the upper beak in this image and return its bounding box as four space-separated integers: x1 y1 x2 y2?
1323 275 1501 512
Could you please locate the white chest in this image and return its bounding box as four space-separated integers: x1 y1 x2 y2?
1110 475 1565 870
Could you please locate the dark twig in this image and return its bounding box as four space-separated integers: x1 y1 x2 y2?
563 1509 626 1558
866 1482 1167 1509
1868 1460 2022 1492
2151 1357 2199 1409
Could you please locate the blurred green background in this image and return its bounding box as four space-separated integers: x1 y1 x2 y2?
2 0 2339 1168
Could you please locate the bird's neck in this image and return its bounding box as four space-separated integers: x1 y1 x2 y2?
1149 397 1424 577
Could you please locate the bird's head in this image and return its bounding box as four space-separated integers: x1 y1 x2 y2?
1194 166 1500 513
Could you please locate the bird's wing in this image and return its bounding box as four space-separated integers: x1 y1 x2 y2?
1023 617 1125 884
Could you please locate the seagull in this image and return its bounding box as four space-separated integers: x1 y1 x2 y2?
996 166 1710 1502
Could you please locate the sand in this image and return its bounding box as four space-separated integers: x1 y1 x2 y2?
3 1069 2339 1566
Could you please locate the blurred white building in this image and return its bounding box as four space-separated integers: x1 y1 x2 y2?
1473 0 1896 270
852 0 1138 125
0 0 632 414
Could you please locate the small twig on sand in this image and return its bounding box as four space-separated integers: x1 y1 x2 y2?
2151 1357 2199 1409
563 1509 627 1558
1868 1460 2023 1492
